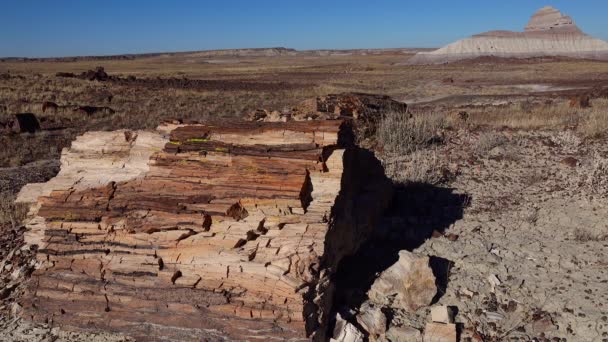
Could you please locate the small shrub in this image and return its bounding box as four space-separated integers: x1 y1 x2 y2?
574 228 607 242
550 131 582 152
377 111 444 155
0 194 29 228
578 102 608 138
383 149 446 185
473 132 508 156
579 153 608 197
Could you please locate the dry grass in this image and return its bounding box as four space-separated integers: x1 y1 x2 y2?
377 111 445 155
0 194 29 228
578 152 608 198
473 132 508 156
383 149 446 185
574 228 608 242
466 102 579 129
464 98 608 134
376 111 448 185
577 99 608 138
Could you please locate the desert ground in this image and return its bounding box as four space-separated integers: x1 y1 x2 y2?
1 51 608 341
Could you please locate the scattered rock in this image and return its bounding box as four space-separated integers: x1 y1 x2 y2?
81 67 110 81
332 313 364 342
569 94 591 108
445 233 459 242
488 274 501 292
423 322 457 342
247 109 285 122
356 302 387 339
248 93 407 146
431 306 454 324
10 302 22 316
459 288 474 298
74 105 115 116
385 326 422 342
56 67 110 81
41 101 59 114
484 311 505 322
561 156 579 167
55 72 76 78
0 113 41 134
367 250 437 312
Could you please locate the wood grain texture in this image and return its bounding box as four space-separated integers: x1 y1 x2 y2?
17 120 392 341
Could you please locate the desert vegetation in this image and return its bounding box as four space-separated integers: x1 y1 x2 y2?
1 52 608 341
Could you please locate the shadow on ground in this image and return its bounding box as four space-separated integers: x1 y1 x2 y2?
332 183 471 314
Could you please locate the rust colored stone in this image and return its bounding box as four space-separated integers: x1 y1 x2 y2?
16 120 392 341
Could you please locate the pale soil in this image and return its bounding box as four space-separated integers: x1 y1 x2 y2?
381 128 608 341
0 317 133 342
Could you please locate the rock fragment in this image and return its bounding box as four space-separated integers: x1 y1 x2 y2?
356 302 387 339
430 306 454 324
367 251 437 312
488 274 501 292
423 322 457 342
385 326 422 342
332 313 364 342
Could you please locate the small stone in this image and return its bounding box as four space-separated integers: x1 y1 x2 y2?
332 313 364 342
485 311 505 321
10 302 22 316
561 157 579 168
368 251 437 312
445 233 459 242
488 274 501 292
386 326 422 342
460 288 474 298
423 322 456 342
356 302 387 338
11 267 23 280
431 306 454 324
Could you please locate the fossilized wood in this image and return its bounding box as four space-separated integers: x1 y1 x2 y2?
17 120 392 341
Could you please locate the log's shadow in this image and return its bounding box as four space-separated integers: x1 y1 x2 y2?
331 183 471 315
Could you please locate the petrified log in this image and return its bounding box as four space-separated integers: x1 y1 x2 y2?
0 113 41 134
249 93 408 147
17 120 392 341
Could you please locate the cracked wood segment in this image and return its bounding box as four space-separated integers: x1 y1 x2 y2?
17 120 392 341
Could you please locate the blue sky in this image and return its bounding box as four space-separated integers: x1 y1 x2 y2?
1 0 607 57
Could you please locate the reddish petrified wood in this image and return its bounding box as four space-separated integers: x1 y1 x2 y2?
18 120 392 341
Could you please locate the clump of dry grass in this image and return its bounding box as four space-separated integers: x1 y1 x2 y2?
377 111 448 185
473 132 508 156
578 152 608 197
577 99 608 138
465 98 608 134
383 149 446 185
0 194 29 228
574 228 607 242
467 102 579 129
377 111 445 155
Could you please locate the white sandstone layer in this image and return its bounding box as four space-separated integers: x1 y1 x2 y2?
409 6 608 64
